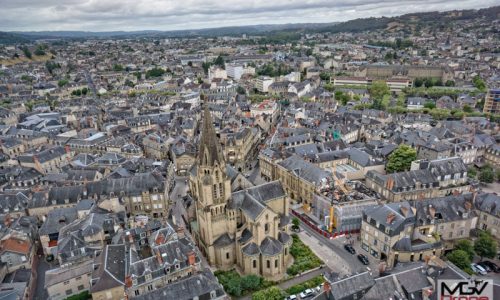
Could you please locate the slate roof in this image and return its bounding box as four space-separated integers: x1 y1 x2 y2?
91 244 127 293
278 155 331 185
260 237 282 256
328 272 376 300
133 269 225 300
242 242 260 256
213 233 233 248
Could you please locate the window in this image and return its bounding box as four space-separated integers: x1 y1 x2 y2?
135 290 140 296
65 289 72 296
275 259 278 268
253 260 257 268
265 223 270 233
267 260 270 268
64 280 70 285
226 252 230 260
148 285 153 291
78 285 84 291
76 276 82 281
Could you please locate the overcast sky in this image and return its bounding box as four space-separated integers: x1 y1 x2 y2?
1 0 498 32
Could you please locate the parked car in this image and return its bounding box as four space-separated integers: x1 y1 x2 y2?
477 261 492 272
471 263 488 275
285 295 297 300
357 254 369 265
314 283 324 293
344 244 356 254
481 261 500 273
299 289 314 298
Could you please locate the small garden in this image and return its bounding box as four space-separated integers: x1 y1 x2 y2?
285 275 324 295
214 270 275 297
287 234 323 276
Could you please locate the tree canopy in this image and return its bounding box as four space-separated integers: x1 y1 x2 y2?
474 231 497 261
386 144 417 173
252 286 283 300
447 250 472 274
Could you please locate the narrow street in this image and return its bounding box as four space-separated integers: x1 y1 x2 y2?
297 220 378 276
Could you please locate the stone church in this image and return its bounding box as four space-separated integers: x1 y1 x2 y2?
189 104 292 280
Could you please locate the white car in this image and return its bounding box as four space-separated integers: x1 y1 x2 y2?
471 263 488 275
299 289 314 298
284 295 297 300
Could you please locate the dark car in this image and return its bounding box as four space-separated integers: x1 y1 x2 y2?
477 261 492 272
357 254 369 265
481 261 499 273
479 260 500 273
344 244 356 254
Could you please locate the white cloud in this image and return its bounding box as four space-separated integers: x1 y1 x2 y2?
0 0 497 31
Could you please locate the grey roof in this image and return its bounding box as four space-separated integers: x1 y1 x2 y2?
230 191 266 221
133 269 225 300
260 236 283 256
213 233 233 248
45 259 93 287
475 193 500 216
91 244 127 293
328 271 376 300
278 155 331 185
242 242 260 256
363 202 415 236
39 207 78 235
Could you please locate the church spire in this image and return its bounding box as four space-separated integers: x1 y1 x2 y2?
198 102 224 166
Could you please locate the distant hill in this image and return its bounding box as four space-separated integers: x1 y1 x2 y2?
1 5 498 43
0 32 29 44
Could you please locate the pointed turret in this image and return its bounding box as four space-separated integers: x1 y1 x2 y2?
199 102 225 166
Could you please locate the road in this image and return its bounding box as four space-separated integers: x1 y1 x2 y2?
297 220 377 276
169 176 189 229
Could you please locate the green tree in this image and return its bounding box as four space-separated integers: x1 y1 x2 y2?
214 55 225 68
424 101 436 109
447 250 472 274
463 104 473 113
22 46 32 59
252 286 283 300
472 75 486 92
474 231 497 261
146 67 166 79
369 81 390 101
467 167 477 178
445 80 455 87
113 64 124 71
236 86 246 95
479 168 495 183
292 217 300 231
386 144 417 173
225 277 242 296
34 47 46 56
241 275 261 291
58 79 69 87
455 239 475 260
319 72 331 81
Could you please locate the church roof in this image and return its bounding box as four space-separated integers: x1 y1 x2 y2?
198 102 225 167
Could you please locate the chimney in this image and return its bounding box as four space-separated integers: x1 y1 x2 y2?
156 250 163 265
176 227 185 238
400 206 409 217
464 201 472 211
128 233 134 243
386 212 396 225
125 276 133 288
386 177 395 191
187 251 196 266
428 205 435 218
155 233 165 245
